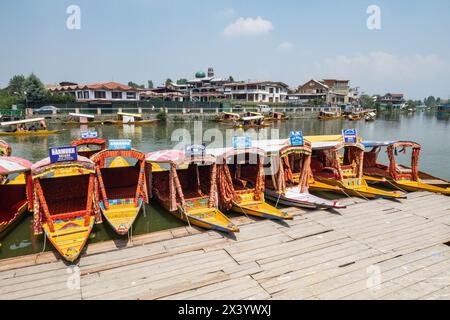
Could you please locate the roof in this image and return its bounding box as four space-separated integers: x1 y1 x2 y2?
1 118 46 126
117 112 142 118
222 112 240 117
312 141 364 151
146 149 215 165
31 156 95 177
0 156 33 175
50 82 137 92
224 81 289 88
362 141 397 148
71 138 106 147
69 113 95 119
241 115 264 121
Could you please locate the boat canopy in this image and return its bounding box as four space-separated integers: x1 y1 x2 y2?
146 149 215 166
305 135 344 142
387 141 421 181
1 118 46 126
222 112 240 117
69 113 95 119
0 156 32 175
249 112 263 116
0 140 11 156
117 112 142 119
71 138 106 147
31 156 95 178
362 140 397 148
241 115 264 121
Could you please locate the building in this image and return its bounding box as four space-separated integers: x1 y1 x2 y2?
187 68 230 102
49 82 139 101
288 79 356 106
376 93 406 109
224 81 289 103
139 86 188 102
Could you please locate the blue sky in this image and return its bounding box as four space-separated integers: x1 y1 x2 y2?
1 0 449 99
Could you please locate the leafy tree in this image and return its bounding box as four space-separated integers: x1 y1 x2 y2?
24 73 46 102
128 81 145 89
147 80 154 89
406 100 417 109
360 94 375 109
424 96 436 107
8 74 26 98
44 91 76 103
165 78 173 87
0 89 20 109
228 76 234 82
176 78 188 85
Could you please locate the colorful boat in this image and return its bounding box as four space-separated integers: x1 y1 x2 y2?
363 141 450 195
318 110 343 120
347 112 363 121
260 141 346 209
32 155 98 262
227 115 271 129
109 112 157 125
309 138 406 199
146 149 239 233
364 111 377 121
67 113 96 125
91 147 148 235
0 156 33 237
212 147 292 220
215 112 241 123
0 118 59 136
71 138 107 158
0 140 11 156
269 111 288 121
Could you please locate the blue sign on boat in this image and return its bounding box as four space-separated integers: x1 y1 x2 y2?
109 139 132 150
49 146 78 163
81 131 98 139
232 136 252 149
185 144 206 157
342 128 358 143
290 131 304 146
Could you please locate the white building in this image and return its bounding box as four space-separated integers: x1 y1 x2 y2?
49 82 140 101
224 81 289 103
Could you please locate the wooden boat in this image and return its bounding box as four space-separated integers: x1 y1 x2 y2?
0 118 59 136
212 147 292 220
91 148 148 235
215 112 241 123
347 112 363 121
146 149 238 233
269 111 288 121
364 111 376 121
309 138 406 199
363 141 450 195
71 138 107 158
260 141 346 209
32 156 98 262
0 140 11 156
0 156 33 238
318 110 342 120
227 115 271 129
66 113 96 125
108 112 157 125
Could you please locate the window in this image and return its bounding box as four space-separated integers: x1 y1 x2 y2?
83 91 89 99
269 88 274 94
77 91 83 99
94 91 106 99
126 92 136 99
276 88 279 93
112 91 123 99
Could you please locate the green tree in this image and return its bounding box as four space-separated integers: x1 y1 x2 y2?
128 81 145 89
424 96 436 107
228 76 234 82
0 89 20 109
8 74 26 98
24 73 46 102
165 78 173 87
406 100 417 109
360 94 375 109
147 80 154 89
176 78 188 85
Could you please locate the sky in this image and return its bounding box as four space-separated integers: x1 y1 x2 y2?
0 0 449 99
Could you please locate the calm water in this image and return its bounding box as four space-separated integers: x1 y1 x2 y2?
1 110 449 259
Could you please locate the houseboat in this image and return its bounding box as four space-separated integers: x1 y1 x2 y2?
0 118 59 136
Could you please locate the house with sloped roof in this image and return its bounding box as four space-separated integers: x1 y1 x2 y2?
49 82 140 101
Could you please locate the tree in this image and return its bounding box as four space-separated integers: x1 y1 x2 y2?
359 94 375 109
24 73 46 102
8 75 26 98
176 78 188 85
0 89 20 109
406 100 417 109
127 81 144 89
424 96 436 107
147 80 154 89
228 76 234 82
165 78 173 87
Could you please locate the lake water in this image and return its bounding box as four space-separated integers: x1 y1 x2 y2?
1 110 449 260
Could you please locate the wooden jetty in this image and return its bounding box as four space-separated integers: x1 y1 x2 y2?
0 191 449 300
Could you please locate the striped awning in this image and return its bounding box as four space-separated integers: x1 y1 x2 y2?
0 156 33 175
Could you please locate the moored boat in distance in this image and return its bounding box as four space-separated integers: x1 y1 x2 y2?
318 110 343 120
146 148 239 233
108 112 157 125
31 153 98 262
363 140 450 195
0 118 59 136
91 141 148 235
364 111 377 121
215 112 241 123
71 137 107 158
0 156 33 238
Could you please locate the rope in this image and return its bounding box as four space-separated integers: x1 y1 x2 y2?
35 233 47 263
275 191 283 209
233 201 250 219
385 179 408 193
178 205 192 229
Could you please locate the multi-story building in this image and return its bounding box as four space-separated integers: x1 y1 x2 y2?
224 81 289 103
187 68 230 102
288 79 355 106
49 82 139 101
376 93 406 109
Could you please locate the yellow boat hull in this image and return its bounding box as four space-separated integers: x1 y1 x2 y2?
109 156 130 168
100 200 142 235
231 193 292 220
42 216 95 262
174 207 239 233
391 180 450 195
0 130 59 136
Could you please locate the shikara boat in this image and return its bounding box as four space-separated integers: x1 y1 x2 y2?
109 112 157 125
215 112 241 123
0 118 59 136
91 148 148 235
228 115 271 129
260 141 346 209
347 112 363 121
309 138 406 199
269 111 288 121
0 156 33 238
71 138 107 158
318 110 342 120
363 141 450 195
67 113 96 125
0 140 11 156
364 111 376 121
32 156 98 262
146 149 239 233
212 147 292 220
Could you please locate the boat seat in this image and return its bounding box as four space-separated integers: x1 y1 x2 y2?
316 167 339 179
0 184 27 215
310 158 324 174
396 165 412 174
101 166 140 200
364 166 388 177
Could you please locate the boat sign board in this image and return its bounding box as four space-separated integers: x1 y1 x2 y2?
232 136 252 149
109 139 132 150
342 129 358 144
185 144 206 157
49 146 78 163
81 131 98 139
290 131 304 146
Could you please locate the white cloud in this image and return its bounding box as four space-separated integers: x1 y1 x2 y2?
223 16 274 37
278 41 294 52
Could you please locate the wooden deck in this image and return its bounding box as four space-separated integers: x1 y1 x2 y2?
0 191 449 300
